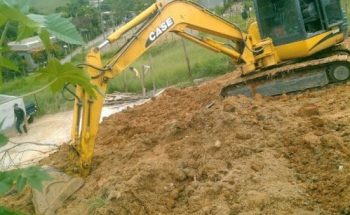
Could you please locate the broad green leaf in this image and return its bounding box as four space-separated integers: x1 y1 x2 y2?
0 57 19 71
0 116 6 129
28 14 85 45
0 177 13 196
0 14 7 27
23 166 52 180
39 29 51 51
16 175 26 192
36 58 98 98
0 133 8 147
31 168 52 182
17 22 35 40
0 166 52 195
17 166 51 192
0 3 40 29
1 168 21 180
27 13 45 25
4 0 29 14
0 206 27 215
26 175 43 192
0 117 7 147
22 166 42 176
2 206 28 215
0 46 10 52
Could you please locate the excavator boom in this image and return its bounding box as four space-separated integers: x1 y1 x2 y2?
221 0 349 97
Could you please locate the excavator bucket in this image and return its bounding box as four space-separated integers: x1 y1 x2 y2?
32 166 84 215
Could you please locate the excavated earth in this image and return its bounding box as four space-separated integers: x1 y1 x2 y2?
2 39 350 215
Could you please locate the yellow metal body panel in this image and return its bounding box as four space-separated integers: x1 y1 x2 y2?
275 29 345 60
70 50 107 178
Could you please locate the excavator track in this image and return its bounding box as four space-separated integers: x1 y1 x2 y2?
221 46 350 98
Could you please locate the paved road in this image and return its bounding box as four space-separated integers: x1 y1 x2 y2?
60 28 119 64
1 98 151 171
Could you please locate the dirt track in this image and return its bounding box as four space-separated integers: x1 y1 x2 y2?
2 41 350 214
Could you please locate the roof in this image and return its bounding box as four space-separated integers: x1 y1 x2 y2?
8 35 55 52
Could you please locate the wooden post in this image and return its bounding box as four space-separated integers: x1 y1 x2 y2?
123 70 128 92
141 66 146 97
34 93 39 111
149 54 156 95
181 38 193 83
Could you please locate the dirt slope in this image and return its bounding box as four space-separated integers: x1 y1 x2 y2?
2 46 350 214
4 73 350 215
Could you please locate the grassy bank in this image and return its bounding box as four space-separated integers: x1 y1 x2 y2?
0 38 235 117
0 74 75 116
104 39 234 94
29 0 70 14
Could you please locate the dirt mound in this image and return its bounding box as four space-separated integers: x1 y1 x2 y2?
2 70 350 214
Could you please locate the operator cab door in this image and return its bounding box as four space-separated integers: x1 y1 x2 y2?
302 0 346 36
254 0 346 47
318 0 347 30
255 0 305 46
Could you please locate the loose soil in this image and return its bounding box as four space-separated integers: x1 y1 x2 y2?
2 45 350 214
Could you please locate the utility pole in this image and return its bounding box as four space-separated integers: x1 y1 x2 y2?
98 0 105 39
181 38 193 83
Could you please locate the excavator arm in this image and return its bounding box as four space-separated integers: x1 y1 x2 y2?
103 0 263 77
68 0 278 178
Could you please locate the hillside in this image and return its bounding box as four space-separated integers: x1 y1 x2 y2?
29 0 70 14
1 38 350 214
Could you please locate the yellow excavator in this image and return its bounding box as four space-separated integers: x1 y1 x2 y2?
33 0 349 214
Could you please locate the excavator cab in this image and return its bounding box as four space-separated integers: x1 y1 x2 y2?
255 0 348 46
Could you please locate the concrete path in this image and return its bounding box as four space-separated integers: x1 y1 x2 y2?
0 98 151 171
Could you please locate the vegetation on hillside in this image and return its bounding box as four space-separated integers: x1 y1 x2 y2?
0 1 102 215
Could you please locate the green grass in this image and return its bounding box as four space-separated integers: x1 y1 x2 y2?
104 39 235 94
0 37 235 116
0 74 74 116
340 0 350 23
88 195 108 209
347 2 350 23
29 0 70 14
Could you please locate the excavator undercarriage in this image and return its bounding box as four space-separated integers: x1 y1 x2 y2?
221 44 350 98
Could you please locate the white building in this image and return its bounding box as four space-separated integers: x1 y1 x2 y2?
90 0 103 8
8 35 54 72
199 0 224 9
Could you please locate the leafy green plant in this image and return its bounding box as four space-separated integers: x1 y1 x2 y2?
0 2 98 214
0 117 8 147
88 195 108 209
0 0 101 146
0 206 28 215
0 166 52 196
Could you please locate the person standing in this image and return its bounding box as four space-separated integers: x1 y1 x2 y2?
13 103 27 135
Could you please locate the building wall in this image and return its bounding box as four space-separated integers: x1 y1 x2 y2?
90 0 103 8
17 52 38 72
199 0 224 9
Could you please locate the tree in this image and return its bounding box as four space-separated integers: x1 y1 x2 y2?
0 0 95 89
102 0 134 25
0 2 100 212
